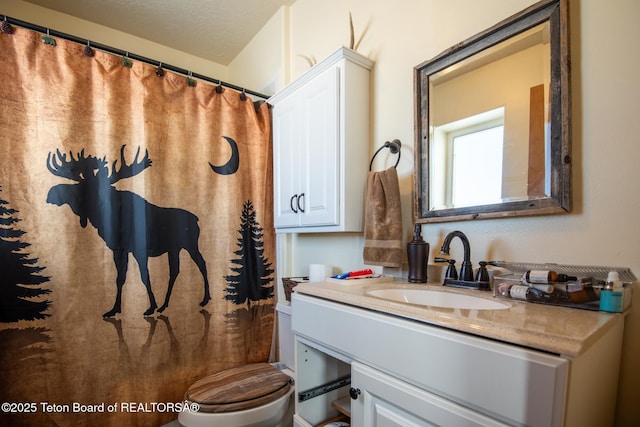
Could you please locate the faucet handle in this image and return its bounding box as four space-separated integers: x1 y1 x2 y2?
475 261 490 283
435 257 458 280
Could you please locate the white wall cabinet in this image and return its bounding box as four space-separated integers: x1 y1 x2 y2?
291 292 624 427
270 47 372 233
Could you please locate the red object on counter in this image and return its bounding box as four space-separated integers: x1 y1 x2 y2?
348 269 374 277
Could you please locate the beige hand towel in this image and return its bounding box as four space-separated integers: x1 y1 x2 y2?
363 167 403 267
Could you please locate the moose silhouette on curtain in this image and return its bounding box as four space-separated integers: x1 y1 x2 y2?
45 144 220 318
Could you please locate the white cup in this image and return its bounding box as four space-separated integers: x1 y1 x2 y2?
309 264 331 282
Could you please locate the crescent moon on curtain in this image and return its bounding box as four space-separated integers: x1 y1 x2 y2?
209 136 239 175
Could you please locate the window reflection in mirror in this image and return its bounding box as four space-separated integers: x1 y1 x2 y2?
431 107 505 209
429 22 550 209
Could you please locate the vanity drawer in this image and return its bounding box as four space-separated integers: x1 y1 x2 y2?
292 293 569 426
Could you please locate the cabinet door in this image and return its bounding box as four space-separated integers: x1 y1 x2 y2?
298 66 340 227
351 362 507 427
273 90 303 228
273 65 340 229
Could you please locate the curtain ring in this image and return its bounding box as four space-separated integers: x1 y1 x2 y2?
155 62 164 77
42 28 56 45
83 40 94 57
1 16 14 34
187 71 196 87
216 79 223 94
122 51 132 68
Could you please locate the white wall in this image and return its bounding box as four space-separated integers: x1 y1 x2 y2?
228 6 289 97
237 0 640 424
2 0 228 85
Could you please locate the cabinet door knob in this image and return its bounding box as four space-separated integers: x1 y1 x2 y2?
290 194 298 213
297 192 305 213
349 387 361 400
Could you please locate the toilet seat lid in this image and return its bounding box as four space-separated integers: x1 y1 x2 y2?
185 363 292 413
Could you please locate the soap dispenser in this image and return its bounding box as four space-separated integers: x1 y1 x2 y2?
407 224 429 283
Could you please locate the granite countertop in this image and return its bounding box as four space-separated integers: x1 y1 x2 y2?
293 279 624 358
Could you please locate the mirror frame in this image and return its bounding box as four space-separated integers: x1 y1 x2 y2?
414 0 571 223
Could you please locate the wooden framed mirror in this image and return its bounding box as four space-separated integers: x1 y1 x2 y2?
414 0 570 223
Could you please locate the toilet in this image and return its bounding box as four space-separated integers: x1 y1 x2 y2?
178 363 294 427
178 306 296 427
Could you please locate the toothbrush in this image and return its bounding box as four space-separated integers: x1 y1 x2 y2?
332 269 374 279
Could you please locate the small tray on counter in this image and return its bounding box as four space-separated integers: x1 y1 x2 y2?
491 262 636 312
325 275 394 285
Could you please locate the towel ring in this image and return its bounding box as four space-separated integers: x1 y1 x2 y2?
369 139 401 171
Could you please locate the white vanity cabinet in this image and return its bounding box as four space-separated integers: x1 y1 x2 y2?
291 292 624 427
269 47 372 233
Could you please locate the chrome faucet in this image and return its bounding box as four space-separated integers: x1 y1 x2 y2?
440 230 474 282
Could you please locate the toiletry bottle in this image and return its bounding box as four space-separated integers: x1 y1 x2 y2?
509 284 561 303
509 284 530 300
599 271 624 313
497 281 515 297
407 224 429 283
523 270 577 284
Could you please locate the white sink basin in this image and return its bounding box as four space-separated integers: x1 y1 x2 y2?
366 288 510 310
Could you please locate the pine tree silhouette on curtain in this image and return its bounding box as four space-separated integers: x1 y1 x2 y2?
0 186 51 322
224 201 274 308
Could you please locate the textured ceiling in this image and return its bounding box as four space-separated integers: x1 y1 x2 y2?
23 0 293 65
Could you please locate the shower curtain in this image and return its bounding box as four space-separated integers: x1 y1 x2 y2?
0 26 275 427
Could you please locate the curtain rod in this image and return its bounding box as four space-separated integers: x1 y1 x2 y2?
1 15 271 100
